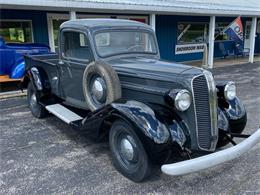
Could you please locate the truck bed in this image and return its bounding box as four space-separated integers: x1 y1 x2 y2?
25 53 59 66
24 53 61 97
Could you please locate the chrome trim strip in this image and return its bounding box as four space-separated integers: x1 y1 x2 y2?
191 71 218 151
191 73 203 150
161 128 260 176
203 70 218 151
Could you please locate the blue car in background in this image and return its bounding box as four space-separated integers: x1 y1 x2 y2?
0 37 50 79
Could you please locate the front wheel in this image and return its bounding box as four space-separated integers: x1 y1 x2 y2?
27 82 47 118
109 119 151 182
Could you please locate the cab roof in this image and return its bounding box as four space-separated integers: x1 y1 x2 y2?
60 18 151 30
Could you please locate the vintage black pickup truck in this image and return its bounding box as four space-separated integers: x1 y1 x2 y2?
22 19 260 182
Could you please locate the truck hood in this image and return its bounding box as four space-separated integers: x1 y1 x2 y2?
105 56 203 80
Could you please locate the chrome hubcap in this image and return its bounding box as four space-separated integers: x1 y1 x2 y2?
91 77 106 103
30 93 37 107
120 138 135 162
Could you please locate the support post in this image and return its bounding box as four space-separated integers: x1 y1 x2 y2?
249 17 257 63
208 16 215 69
70 11 76 20
150 14 156 32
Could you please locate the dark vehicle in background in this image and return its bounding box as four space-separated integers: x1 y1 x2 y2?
22 19 260 182
0 37 50 79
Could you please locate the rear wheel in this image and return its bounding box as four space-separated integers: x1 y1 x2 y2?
109 119 151 182
27 82 47 118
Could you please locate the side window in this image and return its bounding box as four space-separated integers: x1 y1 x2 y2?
62 31 92 61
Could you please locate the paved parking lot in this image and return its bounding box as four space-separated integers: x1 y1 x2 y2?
1 62 259 194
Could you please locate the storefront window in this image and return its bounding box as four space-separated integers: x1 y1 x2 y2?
177 23 208 44
215 23 230 41
48 14 148 52
0 20 33 43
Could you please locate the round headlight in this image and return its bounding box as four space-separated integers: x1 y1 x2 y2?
224 81 236 100
175 90 191 111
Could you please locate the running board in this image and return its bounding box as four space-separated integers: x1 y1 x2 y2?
45 104 83 124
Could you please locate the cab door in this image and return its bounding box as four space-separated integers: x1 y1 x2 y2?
59 29 94 109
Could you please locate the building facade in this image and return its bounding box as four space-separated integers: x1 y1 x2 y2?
1 0 260 67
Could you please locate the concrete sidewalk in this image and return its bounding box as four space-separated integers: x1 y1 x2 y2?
186 55 260 68
0 90 27 99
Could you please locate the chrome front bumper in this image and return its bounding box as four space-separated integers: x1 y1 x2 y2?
161 128 260 176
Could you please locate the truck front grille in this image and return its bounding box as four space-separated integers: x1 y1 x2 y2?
192 72 218 151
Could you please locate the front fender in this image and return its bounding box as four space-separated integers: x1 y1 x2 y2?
83 100 187 163
111 100 170 144
224 96 246 120
219 96 247 133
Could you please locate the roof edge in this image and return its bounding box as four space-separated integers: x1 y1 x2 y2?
1 0 260 17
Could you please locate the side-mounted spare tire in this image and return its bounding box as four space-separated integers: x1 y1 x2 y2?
82 62 122 111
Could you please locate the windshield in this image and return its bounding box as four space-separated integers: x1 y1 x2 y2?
94 30 157 57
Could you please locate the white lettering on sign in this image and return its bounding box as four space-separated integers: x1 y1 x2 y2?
175 44 205 54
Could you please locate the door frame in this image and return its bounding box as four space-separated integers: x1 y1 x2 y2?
47 13 70 52
257 20 260 33
244 20 251 49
